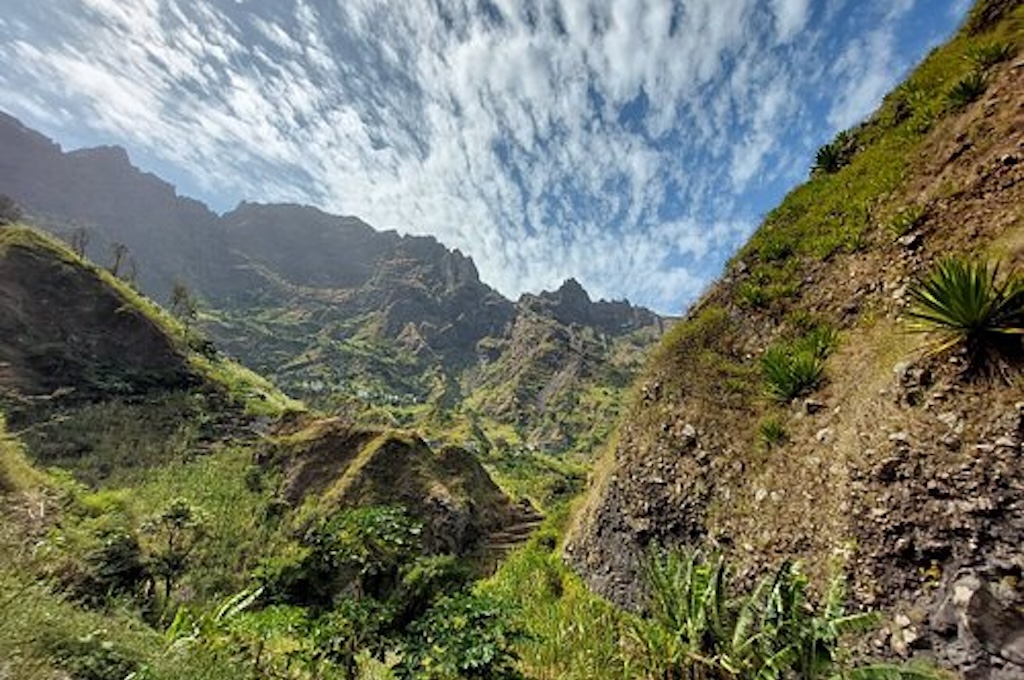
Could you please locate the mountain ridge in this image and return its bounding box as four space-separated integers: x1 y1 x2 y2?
0 112 664 505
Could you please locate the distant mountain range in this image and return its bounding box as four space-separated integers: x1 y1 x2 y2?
0 112 665 504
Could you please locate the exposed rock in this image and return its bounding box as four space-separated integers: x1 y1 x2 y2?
930 571 1024 677
804 398 826 415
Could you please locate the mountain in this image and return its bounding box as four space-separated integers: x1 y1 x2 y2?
567 5 1024 677
0 222 530 557
0 116 663 504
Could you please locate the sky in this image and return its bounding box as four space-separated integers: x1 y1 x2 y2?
0 1 969 313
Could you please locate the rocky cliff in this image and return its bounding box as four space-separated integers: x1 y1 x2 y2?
568 5 1024 678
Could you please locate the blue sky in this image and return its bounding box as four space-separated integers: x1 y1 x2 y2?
0 0 968 313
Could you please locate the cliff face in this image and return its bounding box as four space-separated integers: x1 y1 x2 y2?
568 7 1024 679
0 113 223 297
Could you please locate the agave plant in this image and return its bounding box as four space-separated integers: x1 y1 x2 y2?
946 71 987 109
905 257 1024 361
631 548 940 680
760 328 836 403
965 41 1015 69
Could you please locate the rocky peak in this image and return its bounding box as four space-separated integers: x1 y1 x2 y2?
520 277 659 336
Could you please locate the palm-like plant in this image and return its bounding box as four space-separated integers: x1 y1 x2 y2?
906 257 1024 362
761 328 836 403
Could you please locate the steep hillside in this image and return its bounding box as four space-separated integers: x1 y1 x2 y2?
0 227 198 400
568 4 1024 678
0 224 298 478
267 418 535 557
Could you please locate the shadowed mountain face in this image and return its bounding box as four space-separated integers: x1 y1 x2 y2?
0 112 223 298
0 113 663 492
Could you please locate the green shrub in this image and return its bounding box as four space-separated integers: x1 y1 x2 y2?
761 347 825 402
738 282 769 309
947 71 987 109
45 629 140 680
812 131 858 175
966 41 1015 68
906 257 1024 362
260 506 423 607
760 327 837 403
399 592 525 679
758 418 788 448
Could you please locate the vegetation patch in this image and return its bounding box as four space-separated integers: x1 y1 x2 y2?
760 326 838 402
905 257 1024 365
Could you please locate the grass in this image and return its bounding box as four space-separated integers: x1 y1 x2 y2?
0 415 50 493
729 6 1023 310
481 519 632 680
887 204 928 237
757 418 788 448
760 326 838 403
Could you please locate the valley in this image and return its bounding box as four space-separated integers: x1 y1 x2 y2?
1 1 1023 678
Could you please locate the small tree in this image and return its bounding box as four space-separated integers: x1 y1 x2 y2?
109 242 130 278
0 194 22 225
170 281 199 332
69 227 91 258
143 498 207 605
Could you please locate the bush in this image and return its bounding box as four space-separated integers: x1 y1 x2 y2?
947 71 987 109
761 348 825 402
260 506 423 607
812 131 858 175
399 592 525 679
905 257 1024 363
45 629 140 680
760 328 836 403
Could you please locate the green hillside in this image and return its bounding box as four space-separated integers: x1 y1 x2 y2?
1 2 1022 679
568 2 1024 677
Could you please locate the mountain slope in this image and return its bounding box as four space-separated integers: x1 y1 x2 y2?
0 121 663 505
0 226 198 400
0 222 528 555
567 5 1024 677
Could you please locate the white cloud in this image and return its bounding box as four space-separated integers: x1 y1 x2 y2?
0 0 965 313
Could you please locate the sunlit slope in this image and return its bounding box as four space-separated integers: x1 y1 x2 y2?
568 3 1024 675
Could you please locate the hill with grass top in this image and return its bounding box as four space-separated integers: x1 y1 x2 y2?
567 3 1024 677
